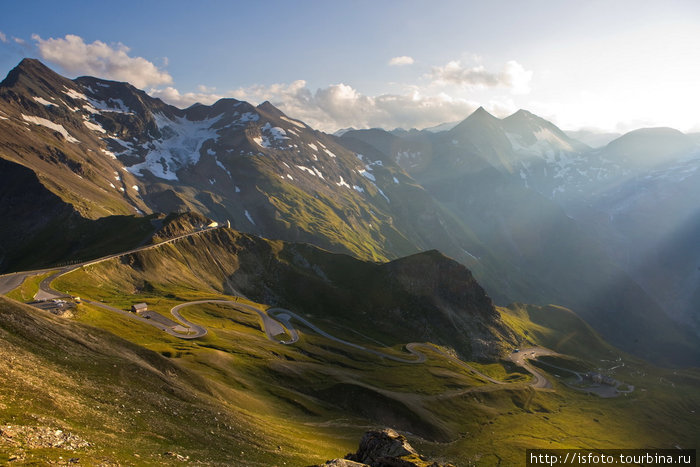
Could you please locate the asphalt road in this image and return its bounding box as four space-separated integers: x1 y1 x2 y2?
508 347 557 389
265 308 537 387
0 267 57 295
2 227 220 339
3 225 558 391
0 272 31 295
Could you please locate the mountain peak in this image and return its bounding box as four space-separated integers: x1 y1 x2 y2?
471 106 496 119
1 58 63 88
256 100 282 114
510 109 534 119
448 106 501 136
15 58 51 73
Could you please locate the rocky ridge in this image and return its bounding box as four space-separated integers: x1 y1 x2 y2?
313 429 454 467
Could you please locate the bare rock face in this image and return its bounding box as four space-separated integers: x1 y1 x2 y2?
347 429 417 465
313 428 454 467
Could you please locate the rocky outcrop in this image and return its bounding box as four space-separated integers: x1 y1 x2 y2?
313 429 454 467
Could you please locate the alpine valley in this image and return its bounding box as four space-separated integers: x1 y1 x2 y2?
0 59 698 466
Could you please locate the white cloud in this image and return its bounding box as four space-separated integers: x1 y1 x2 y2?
148 86 223 108
197 84 217 93
143 55 530 132
14 37 25 45
388 56 415 66
431 59 532 94
226 81 481 131
150 78 490 132
32 34 172 88
0 31 7 43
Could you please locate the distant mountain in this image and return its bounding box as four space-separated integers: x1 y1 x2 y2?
566 129 622 148
597 127 696 169
342 108 700 365
423 120 460 133
332 127 355 137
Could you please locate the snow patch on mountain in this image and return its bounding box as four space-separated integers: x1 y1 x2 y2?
33 96 55 106
280 115 305 128
238 112 259 123
126 113 224 181
253 135 270 148
91 98 131 114
101 148 117 159
214 157 232 178
262 122 289 140
336 175 351 188
245 210 255 225
358 168 375 182
22 114 79 143
297 165 324 179
252 122 291 150
83 119 106 133
375 186 390 203
63 87 88 101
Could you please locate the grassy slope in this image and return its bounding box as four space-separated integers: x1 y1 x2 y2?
53 228 514 360
6 214 158 272
4 271 55 302
21 232 694 465
0 296 358 466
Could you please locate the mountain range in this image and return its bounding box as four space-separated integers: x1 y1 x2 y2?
2 58 700 465
1 58 699 366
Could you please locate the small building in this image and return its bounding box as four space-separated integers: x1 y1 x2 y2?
131 303 148 313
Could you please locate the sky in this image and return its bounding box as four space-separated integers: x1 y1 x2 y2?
1 0 699 133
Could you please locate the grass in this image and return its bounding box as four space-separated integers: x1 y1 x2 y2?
4 271 55 302
5 214 157 272
4 237 698 465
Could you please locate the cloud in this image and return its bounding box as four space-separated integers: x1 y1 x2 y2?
0 31 7 43
32 34 172 88
225 81 481 131
431 59 532 94
148 86 224 108
388 56 415 66
14 37 25 45
151 78 494 132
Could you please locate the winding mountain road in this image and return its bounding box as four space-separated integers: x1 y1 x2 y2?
2 225 556 390
508 347 558 389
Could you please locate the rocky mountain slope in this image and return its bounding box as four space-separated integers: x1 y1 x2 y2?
1 59 698 365
0 59 483 274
